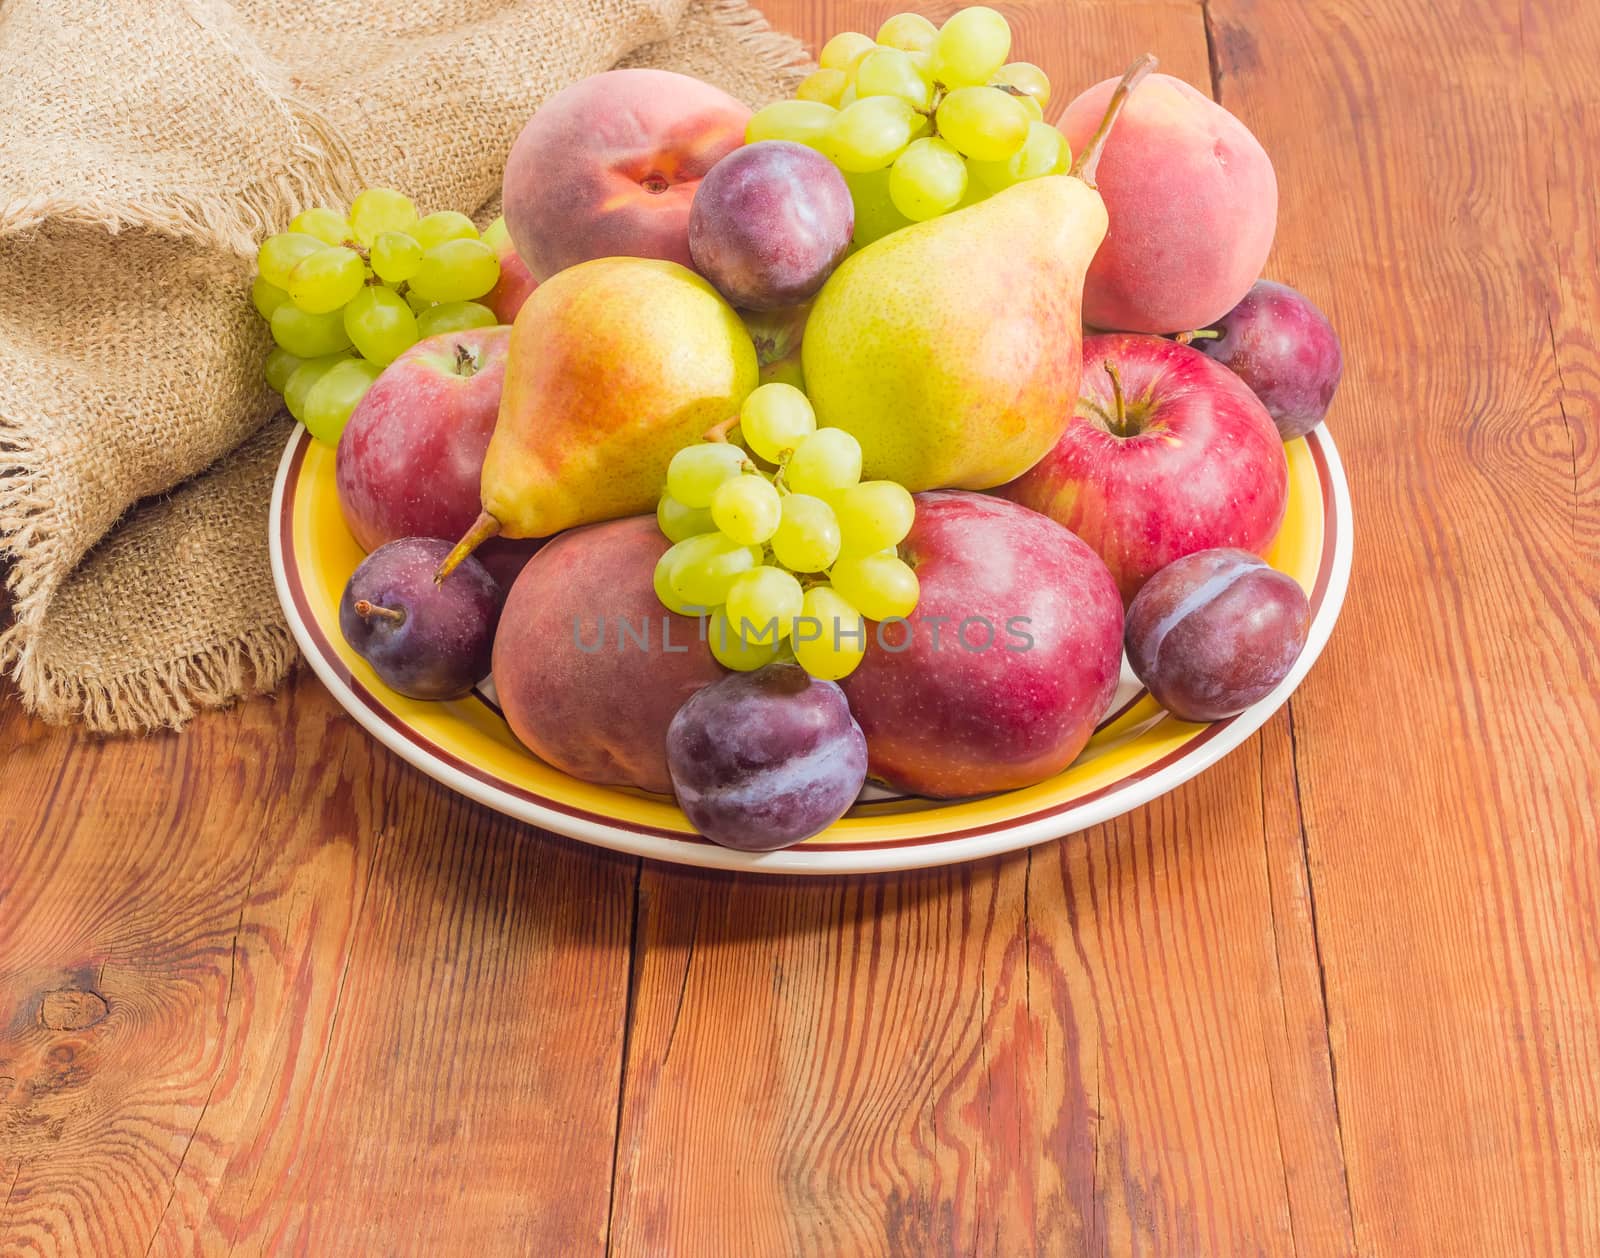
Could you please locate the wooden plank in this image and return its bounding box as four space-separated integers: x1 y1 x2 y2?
0 683 635 1255
1205 0 1600 1252
607 4 1354 1254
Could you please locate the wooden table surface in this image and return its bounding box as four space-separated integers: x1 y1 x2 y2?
4 0 1598 1253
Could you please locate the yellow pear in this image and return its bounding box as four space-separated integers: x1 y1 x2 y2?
801 56 1155 492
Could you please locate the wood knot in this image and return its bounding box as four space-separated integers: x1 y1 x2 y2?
39 989 108 1031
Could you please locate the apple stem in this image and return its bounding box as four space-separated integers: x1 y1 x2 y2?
703 415 740 443
1175 328 1223 345
1069 53 1158 189
354 599 406 626
434 511 501 584
1104 361 1130 435
454 343 479 377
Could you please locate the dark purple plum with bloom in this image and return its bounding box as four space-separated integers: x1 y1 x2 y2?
666 662 867 851
1124 547 1310 722
688 141 854 311
339 537 501 700
1195 280 1343 440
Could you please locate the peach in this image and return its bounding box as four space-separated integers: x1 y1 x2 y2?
491 516 724 794
1058 73 1277 334
502 69 751 282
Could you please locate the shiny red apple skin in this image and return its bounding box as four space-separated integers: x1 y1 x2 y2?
335 327 539 587
483 218 539 324
1000 334 1288 603
840 492 1124 799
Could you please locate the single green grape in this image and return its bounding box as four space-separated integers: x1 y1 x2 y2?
256 232 327 289
889 137 968 221
271 301 353 357
706 607 785 672
264 347 302 394
301 358 382 445
348 188 418 245
833 480 916 555
818 30 876 72
406 290 435 314
657 494 716 543
972 119 1072 190
935 85 1030 162
771 493 841 572
876 11 938 52
371 231 424 284
725 567 804 644
711 474 782 545
410 210 479 250
747 100 837 148
289 207 352 245
932 5 1012 86
994 60 1051 109
823 97 921 173
829 552 920 621
955 166 994 208
251 276 289 321
343 285 418 366
855 48 931 109
671 532 762 608
740 382 816 462
794 585 866 680
482 216 512 250
283 354 349 423
408 238 500 302
287 245 366 314
654 545 709 616
786 428 862 496
796 68 849 106
844 169 914 247
666 442 747 509
416 301 498 338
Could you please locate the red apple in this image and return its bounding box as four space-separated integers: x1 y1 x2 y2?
335 327 540 587
502 69 751 282
999 334 1288 603
840 492 1124 799
482 216 538 325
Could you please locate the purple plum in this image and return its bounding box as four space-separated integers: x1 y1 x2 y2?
1125 548 1311 722
339 537 501 700
666 662 868 851
688 141 854 311
1194 280 1344 440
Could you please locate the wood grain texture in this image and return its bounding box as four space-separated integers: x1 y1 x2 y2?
3 0 1599 1255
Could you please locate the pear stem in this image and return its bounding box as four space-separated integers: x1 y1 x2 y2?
703 415 739 443
1104 361 1130 435
1175 328 1224 345
435 511 500 584
354 599 406 625
1070 53 1158 189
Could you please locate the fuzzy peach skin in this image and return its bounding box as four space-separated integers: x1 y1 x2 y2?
492 516 725 794
1058 73 1277 334
502 69 751 282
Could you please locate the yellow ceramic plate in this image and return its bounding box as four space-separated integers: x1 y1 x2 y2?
271 426 1351 873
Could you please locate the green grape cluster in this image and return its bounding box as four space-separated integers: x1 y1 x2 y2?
745 7 1065 247
251 188 503 445
653 383 920 681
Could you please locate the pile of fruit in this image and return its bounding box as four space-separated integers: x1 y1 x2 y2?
265 7 1345 853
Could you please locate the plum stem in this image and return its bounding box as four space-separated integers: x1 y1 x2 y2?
1104 361 1130 435
354 599 406 625
703 415 740 443
1070 53 1158 189
454 343 479 377
1175 328 1223 345
435 511 500 583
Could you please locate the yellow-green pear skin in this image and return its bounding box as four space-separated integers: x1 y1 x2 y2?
484 257 757 537
802 176 1108 490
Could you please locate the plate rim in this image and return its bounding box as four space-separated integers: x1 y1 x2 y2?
270 426 1353 875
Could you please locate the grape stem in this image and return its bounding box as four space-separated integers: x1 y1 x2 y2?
354 599 406 625
703 415 739 443
1069 53 1158 189
1104 361 1131 435
341 239 372 263
1174 328 1223 345
435 511 501 583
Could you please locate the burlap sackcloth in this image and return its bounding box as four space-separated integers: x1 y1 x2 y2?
0 0 807 734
